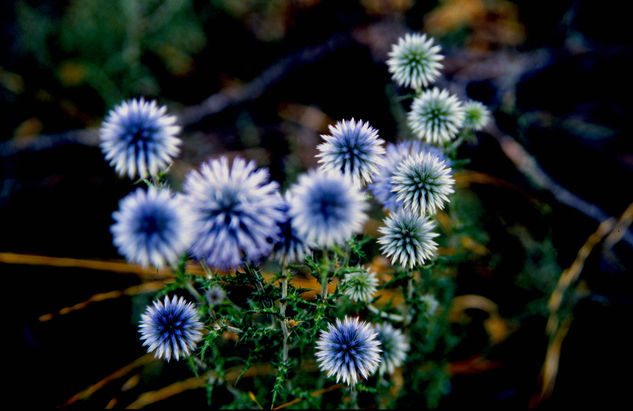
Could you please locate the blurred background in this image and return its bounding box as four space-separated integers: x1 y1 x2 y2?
3 0 632 408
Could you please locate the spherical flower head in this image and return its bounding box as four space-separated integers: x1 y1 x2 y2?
391 150 455 215
205 286 226 306
387 33 444 90
272 193 311 265
139 295 204 362
342 267 379 303
316 119 386 186
288 170 368 248
373 322 409 375
378 209 439 269
370 140 449 212
420 293 439 316
462 100 491 131
184 156 284 270
315 317 381 386
111 187 192 269
408 88 464 144
100 98 181 179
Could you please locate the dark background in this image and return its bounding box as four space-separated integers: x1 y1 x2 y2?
4 0 632 408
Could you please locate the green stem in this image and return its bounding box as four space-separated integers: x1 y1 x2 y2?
280 269 290 364
321 250 331 300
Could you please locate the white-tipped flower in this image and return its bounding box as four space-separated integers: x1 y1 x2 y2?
138 296 204 362
288 170 368 248
111 187 192 269
373 323 409 375
408 88 464 144
316 119 385 186
272 193 311 265
100 98 181 179
387 33 444 90
462 100 491 131
391 151 454 216
342 268 379 303
420 293 439 316
378 209 439 269
370 140 449 212
315 317 382 386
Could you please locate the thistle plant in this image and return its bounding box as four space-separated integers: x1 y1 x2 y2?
96 29 491 409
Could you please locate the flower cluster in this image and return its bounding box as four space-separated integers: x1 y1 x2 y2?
97 29 491 406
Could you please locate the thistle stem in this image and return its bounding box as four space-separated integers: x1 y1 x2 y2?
280 268 290 364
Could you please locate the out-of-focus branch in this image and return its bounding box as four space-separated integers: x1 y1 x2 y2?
0 33 352 158
487 122 633 248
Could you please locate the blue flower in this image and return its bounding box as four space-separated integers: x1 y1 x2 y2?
272 193 311 265
111 187 192 269
184 156 284 270
288 170 368 248
315 317 381 386
139 295 204 362
373 322 409 375
391 150 454 216
408 88 464 144
378 209 438 268
370 140 448 212
316 119 385 186
387 33 444 90
100 98 181 179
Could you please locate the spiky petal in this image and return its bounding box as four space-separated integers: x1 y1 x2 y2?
271 193 311 265
342 268 379 303
391 151 454 216
378 209 439 269
100 98 181 179
139 296 204 362
462 100 491 131
288 170 368 248
387 33 444 90
183 156 284 270
316 118 386 186
408 88 464 144
315 317 382 386
370 140 449 212
373 323 409 375
111 187 192 269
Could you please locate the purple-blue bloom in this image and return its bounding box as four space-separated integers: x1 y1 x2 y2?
100 98 181 179
288 170 368 248
370 140 448 212
315 317 381 386
139 295 204 362
184 156 284 270
272 193 311 265
316 118 385 186
111 187 192 269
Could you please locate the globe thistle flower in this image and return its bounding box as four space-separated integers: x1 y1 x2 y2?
205 286 226 306
316 119 385 186
272 194 311 265
370 140 449 212
315 317 381 386
288 170 368 248
420 293 439 315
462 100 491 131
100 98 181 179
139 295 204 362
408 88 464 144
342 268 379 303
111 187 192 269
391 150 454 216
378 209 439 269
183 156 284 270
373 323 409 375
387 33 444 90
